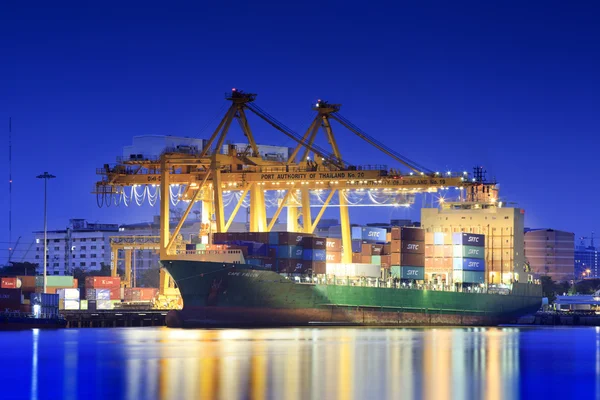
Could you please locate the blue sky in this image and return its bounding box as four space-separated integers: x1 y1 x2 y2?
1 1 599 262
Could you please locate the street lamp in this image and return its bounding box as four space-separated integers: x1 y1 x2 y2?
37 172 56 294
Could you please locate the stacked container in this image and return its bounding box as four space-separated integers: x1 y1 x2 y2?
325 238 342 266
124 288 158 302
85 276 122 301
424 232 454 284
0 288 22 311
1 277 22 289
34 276 75 294
325 263 380 278
389 227 425 280
58 288 81 310
452 233 486 284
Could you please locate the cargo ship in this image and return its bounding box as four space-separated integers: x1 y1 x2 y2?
164 229 542 328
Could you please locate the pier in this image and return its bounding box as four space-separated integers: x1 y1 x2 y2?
61 310 168 328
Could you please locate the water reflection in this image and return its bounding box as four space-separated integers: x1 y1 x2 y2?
3 326 599 399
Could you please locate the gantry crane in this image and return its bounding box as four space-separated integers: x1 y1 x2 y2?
95 89 497 265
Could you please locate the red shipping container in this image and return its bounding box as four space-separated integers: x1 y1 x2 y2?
352 253 362 263
124 288 158 302
381 255 392 268
313 262 327 275
19 276 36 289
382 244 391 255
371 245 384 255
325 252 342 263
361 243 372 256
110 288 122 300
425 245 434 258
73 278 79 288
1 277 18 289
361 255 372 264
85 276 121 289
0 288 22 311
391 240 401 253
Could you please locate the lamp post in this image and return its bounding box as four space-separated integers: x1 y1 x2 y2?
37 172 56 294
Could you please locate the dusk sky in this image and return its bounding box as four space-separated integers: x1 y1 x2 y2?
1 2 599 263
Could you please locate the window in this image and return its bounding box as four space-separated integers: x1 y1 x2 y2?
91 246 97 250
72 255 76 258
36 247 40 251
92 238 97 242
81 238 87 242
53 271 59 275
80 254 86 258
80 262 86 266
91 262 97 266
91 254 97 258
53 263 59 267
54 247 60 251
35 255 40 259
80 246 86 250
102 246 105 250
53 239 60 243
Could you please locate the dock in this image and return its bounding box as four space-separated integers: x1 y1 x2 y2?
61 310 168 328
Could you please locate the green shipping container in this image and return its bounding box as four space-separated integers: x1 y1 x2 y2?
195 243 207 250
453 245 485 259
80 299 88 310
390 266 425 280
371 255 382 265
35 276 74 288
453 270 485 284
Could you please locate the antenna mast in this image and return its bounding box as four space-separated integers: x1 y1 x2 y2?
8 118 12 264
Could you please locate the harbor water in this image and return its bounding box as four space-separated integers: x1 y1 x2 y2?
0 326 597 399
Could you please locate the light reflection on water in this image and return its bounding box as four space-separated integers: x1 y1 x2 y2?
0 326 596 399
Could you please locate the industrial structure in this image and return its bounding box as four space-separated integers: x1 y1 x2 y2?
94 89 497 280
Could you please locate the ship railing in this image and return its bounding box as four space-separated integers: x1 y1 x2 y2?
311 276 511 295
175 249 243 256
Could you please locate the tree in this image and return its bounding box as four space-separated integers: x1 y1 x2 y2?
540 276 557 303
0 262 38 276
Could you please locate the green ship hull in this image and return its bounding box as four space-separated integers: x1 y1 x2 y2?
163 260 542 328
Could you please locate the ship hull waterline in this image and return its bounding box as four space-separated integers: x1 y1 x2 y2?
163 259 542 328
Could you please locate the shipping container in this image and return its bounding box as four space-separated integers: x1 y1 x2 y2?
433 246 444 258
60 299 80 310
85 276 120 289
352 253 362 263
453 258 486 272
325 252 342 263
18 276 36 289
278 232 309 246
313 262 327 275
381 255 392 268
453 245 485 259
0 288 22 311
390 266 425 280
371 255 382 265
303 249 326 261
261 258 276 271
371 245 384 255
326 238 342 251
80 299 88 310
453 270 485 284
124 288 159 302
424 245 434 258
57 288 80 300
442 258 453 269
425 232 434 245
35 276 74 288
352 227 387 243
391 240 401 253
276 245 304 259
442 245 453 258
88 300 96 311
361 255 372 264
361 243 372 256
302 237 326 250
391 253 425 267
392 227 425 242
452 233 485 247
96 300 114 310
1 277 21 289
30 293 59 307
424 257 434 269
382 244 391 255
85 288 111 301
325 263 380 278
351 240 363 253
110 288 122 300
275 259 304 273
433 232 446 245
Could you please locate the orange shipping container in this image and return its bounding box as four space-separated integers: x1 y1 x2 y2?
325 252 342 263
391 240 401 253
361 255 372 264
424 257 434 269
124 288 158 302
425 232 435 245
425 245 434 258
352 253 362 263
433 246 444 258
381 255 392 268
73 278 78 288
19 276 36 289
391 227 401 241
442 258 453 269
326 238 342 251
443 245 453 258
85 276 121 289
361 243 372 256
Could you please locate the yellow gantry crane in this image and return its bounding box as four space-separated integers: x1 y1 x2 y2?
95 89 497 265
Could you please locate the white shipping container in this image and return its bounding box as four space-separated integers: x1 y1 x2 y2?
325 263 381 278
96 300 113 310
57 288 80 300
64 299 80 310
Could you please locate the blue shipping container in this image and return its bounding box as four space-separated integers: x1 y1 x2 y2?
452 258 485 272
351 240 363 253
246 258 263 266
303 249 326 261
360 227 387 243
351 227 362 240
277 245 304 259
268 232 279 245
390 266 425 280
452 233 485 247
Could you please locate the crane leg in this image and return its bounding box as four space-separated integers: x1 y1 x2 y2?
339 189 352 263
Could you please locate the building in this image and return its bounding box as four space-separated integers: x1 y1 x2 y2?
221 143 294 161
34 219 119 275
524 229 575 282
421 203 529 284
122 135 206 161
575 245 600 279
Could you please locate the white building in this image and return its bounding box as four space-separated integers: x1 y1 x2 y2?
221 143 294 162
34 219 119 275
